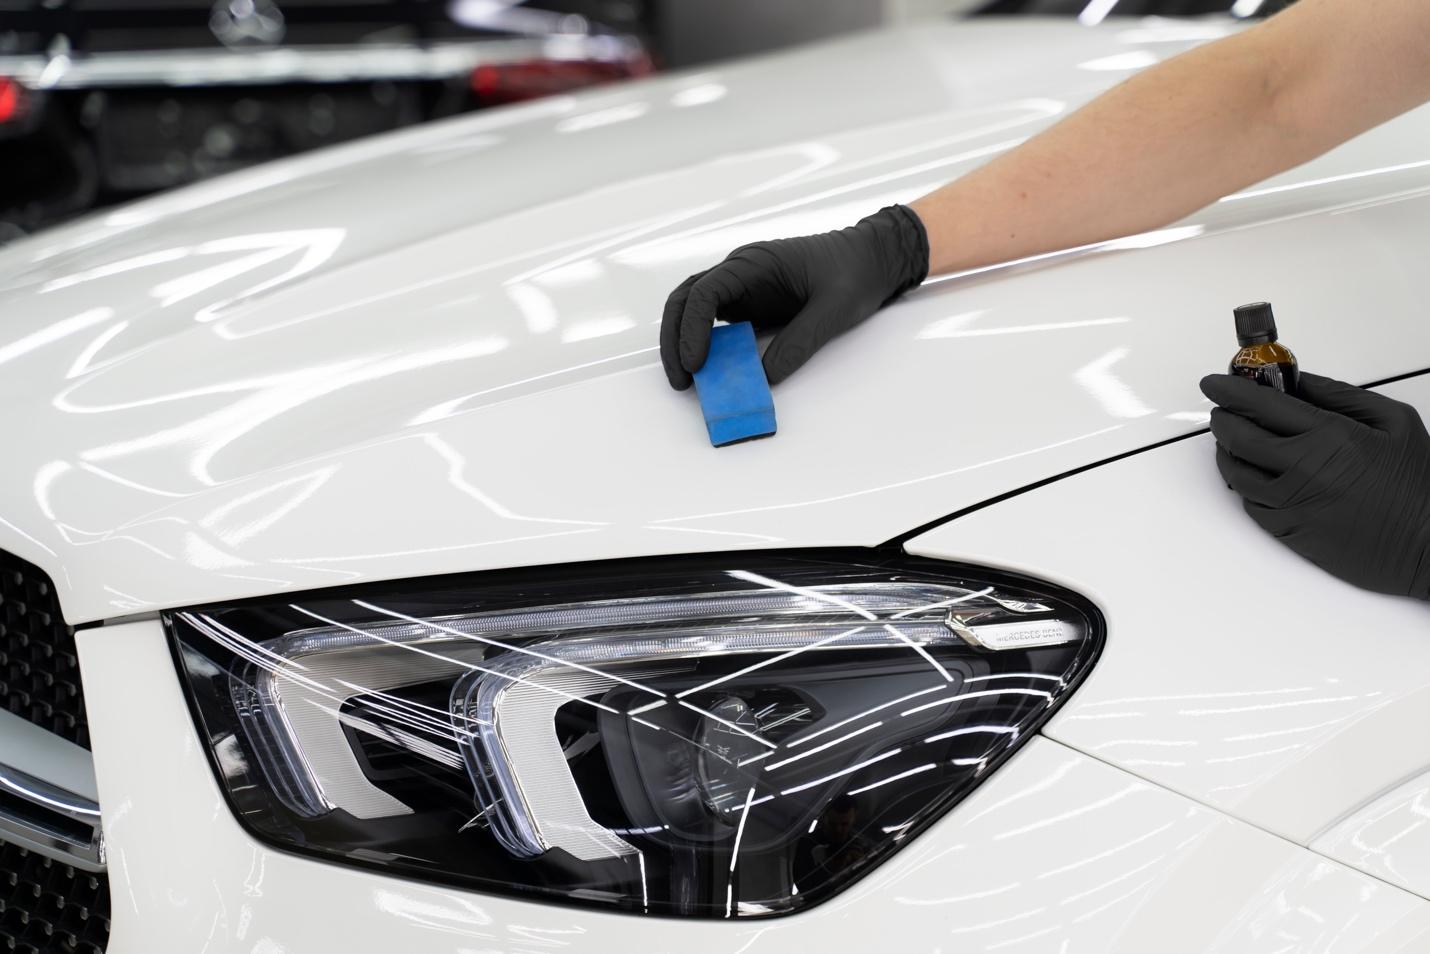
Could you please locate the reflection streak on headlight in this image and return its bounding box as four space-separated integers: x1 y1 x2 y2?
454 616 957 860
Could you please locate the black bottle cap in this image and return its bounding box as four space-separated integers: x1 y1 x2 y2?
1234 302 1278 346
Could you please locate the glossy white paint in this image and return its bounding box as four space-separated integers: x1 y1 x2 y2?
11 14 1430 943
3 21 1430 622
907 375 1430 870
79 619 1430 953
1313 768 1430 902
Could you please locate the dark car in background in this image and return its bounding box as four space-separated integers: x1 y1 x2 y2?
0 0 651 237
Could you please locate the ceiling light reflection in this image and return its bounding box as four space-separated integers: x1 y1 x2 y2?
882 624 953 682
39 247 190 294
672 83 726 108
725 787 756 918
407 345 657 425
617 139 1023 269
198 467 336 547
1078 0 1121 26
779 749 903 797
65 320 131 378
0 306 112 368
1077 51 1158 71
1074 348 1155 419
1117 21 1234 42
32 460 72 521
920 316 1129 340
555 101 648 133
1221 159 1430 203
507 282 559 334
560 315 635 343
925 226 1203 287
848 763 937 797
652 424 1123 525
764 101 1064 199
764 722 884 772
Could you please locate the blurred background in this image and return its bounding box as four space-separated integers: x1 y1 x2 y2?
0 0 1290 243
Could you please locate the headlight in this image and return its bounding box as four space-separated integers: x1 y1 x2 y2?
168 553 1101 918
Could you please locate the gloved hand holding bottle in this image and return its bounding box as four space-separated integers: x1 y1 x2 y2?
1200 371 1430 599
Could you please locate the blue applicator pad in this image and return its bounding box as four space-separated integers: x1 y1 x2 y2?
692 323 777 447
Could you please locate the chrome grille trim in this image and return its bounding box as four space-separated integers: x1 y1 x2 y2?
0 760 104 872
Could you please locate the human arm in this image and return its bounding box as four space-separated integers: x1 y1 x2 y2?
661 0 1430 389
911 0 1430 273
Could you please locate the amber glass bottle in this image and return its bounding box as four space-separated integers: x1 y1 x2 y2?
1229 301 1298 394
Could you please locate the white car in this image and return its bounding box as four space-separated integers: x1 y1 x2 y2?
5 16 1430 954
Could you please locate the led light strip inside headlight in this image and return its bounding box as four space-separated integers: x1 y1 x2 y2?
170 555 1100 918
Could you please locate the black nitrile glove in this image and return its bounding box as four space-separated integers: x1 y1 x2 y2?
660 205 929 389
1200 371 1430 599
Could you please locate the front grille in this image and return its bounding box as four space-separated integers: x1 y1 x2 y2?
0 554 109 952
0 843 110 954
0 551 90 750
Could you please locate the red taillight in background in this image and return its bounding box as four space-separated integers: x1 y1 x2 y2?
470 54 653 105
0 78 24 125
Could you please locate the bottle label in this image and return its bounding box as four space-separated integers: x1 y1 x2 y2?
1230 362 1299 395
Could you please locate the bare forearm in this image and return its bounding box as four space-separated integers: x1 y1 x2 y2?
659 0 1430 389
911 30 1303 274
911 0 1430 276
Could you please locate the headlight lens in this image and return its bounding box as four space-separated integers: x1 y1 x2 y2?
168 554 1101 918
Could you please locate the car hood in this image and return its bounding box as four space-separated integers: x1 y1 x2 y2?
5 18 1430 623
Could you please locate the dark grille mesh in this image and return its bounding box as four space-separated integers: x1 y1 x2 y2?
0 551 89 749
0 843 110 954
0 553 109 952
